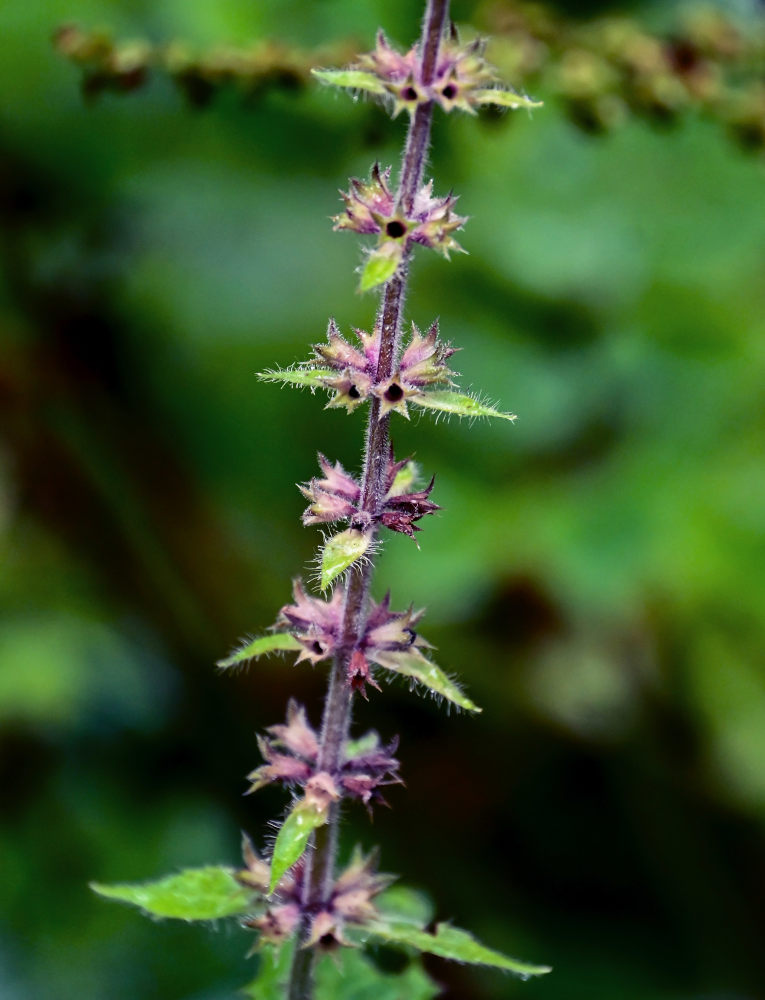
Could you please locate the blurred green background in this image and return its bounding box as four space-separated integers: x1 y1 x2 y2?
2 0 765 998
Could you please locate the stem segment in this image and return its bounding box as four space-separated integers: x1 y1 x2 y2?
287 3 449 996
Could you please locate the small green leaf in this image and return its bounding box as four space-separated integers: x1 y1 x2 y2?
367 921 551 978
217 632 301 670
369 647 481 713
269 800 327 894
360 244 402 292
91 866 252 921
315 946 439 1000
312 68 386 95
320 528 370 590
243 941 296 1000
343 731 382 762
388 460 419 497
472 88 543 111
257 367 336 391
412 390 516 421
376 885 435 927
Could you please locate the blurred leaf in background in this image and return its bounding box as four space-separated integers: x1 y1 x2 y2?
2 1 765 998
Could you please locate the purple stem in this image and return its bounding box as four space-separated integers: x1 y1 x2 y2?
287 2 449 997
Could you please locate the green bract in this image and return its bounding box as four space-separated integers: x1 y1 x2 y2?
472 88 544 110
217 632 301 669
257 367 336 391
268 800 327 894
412 389 517 420
311 68 386 95
369 647 481 712
360 244 402 291
319 528 370 590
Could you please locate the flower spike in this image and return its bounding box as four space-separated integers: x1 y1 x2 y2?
400 319 459 386
92 4 546 991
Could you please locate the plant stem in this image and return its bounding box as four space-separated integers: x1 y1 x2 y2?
287 2 449 996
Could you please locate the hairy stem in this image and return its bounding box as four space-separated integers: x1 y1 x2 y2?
287 2 449 996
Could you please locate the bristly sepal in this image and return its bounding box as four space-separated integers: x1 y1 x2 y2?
399 320 458 387
300 447 440 543
245 700 402 811
304 848 396 950
368 645 482 713
409 388 517 421
333 162 396 235
319 528 372 590
278 580 345 664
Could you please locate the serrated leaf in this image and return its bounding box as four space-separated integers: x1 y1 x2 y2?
369 647 481 713
312 68 386 95
243 941 295 1000
257 367 336 390
91 866 252 921
472 88 543 111
320 528 370 590
360 245 402 292
217 633 301 670
376 886 435 927
412 390 516 421
315 946 439 1000
269 800 327 894
367 921 551 978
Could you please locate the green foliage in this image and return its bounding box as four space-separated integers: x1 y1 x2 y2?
312 68 385 96
369 647 481 713
319 528 371 590
411 390 516 421
90 867 252 921
315 947 439 1000
359 245 402 292
375 886 435 927
268 800 327 894
472 88 543 111
217 632 301 669
244 943 440 1000
6 0 765 998
343 731 380 758
257 367 336 391
366 921 552 978
387 460 419 497
243 943 295 1000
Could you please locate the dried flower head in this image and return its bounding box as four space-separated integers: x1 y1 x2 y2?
305 849 394 949
299 446 440 539
245 700 401 807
